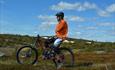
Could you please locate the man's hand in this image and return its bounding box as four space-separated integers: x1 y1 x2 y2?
55 30 58 33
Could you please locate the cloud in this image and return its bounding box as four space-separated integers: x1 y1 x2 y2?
75 32 82 35
80 26 97 30
97 3 115 17
51 1 97 11
97 9 110 17
96 22 115 26
38 22 51 31
68 31 82 38
106 4 115 13
66 16 85 22
74 24 97 30
37 15 56 22
51 1 115 17
37 15 57 30
95 22 115 36
85 26 97 30
38 15 85 23
51 1 79 11
101 30 115 37
37 15 85 32
37 15 57 31
97 4 115 17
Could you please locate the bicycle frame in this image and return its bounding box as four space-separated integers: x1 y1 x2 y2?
34 34 56 49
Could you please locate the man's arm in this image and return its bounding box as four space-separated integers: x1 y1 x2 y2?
55 21 65 32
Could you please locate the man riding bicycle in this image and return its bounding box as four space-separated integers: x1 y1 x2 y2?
16 12 74 69
53 11 68 69
43 12 68 69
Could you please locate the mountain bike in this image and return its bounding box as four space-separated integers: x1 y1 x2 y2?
16 34 74 68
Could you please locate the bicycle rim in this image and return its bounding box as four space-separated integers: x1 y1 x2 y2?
16 46 38 65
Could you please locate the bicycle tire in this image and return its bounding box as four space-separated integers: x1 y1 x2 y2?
53 47 74 67
16 46 38 65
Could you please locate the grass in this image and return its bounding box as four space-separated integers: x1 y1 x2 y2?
0 34 115 70
0 52 115 70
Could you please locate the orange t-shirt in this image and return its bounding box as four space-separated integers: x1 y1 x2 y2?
55 19 68 40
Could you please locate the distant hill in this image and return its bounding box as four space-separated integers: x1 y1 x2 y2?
0 34 115 52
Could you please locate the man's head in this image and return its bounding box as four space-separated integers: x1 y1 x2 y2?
55 12 64 22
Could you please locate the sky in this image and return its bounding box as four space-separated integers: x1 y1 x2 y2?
0 0 115 42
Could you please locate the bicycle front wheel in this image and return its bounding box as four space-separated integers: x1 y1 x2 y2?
16 46 38 65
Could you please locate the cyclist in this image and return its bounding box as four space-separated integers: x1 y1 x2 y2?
54 11 68 50
43 12 68 53
54 11 68 69
43 12 68 69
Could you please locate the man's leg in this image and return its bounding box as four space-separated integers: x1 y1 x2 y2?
53 38 62 53
53 38 64 69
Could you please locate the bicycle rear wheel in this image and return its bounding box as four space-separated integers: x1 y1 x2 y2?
16 46 38 65
54 47 74 68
